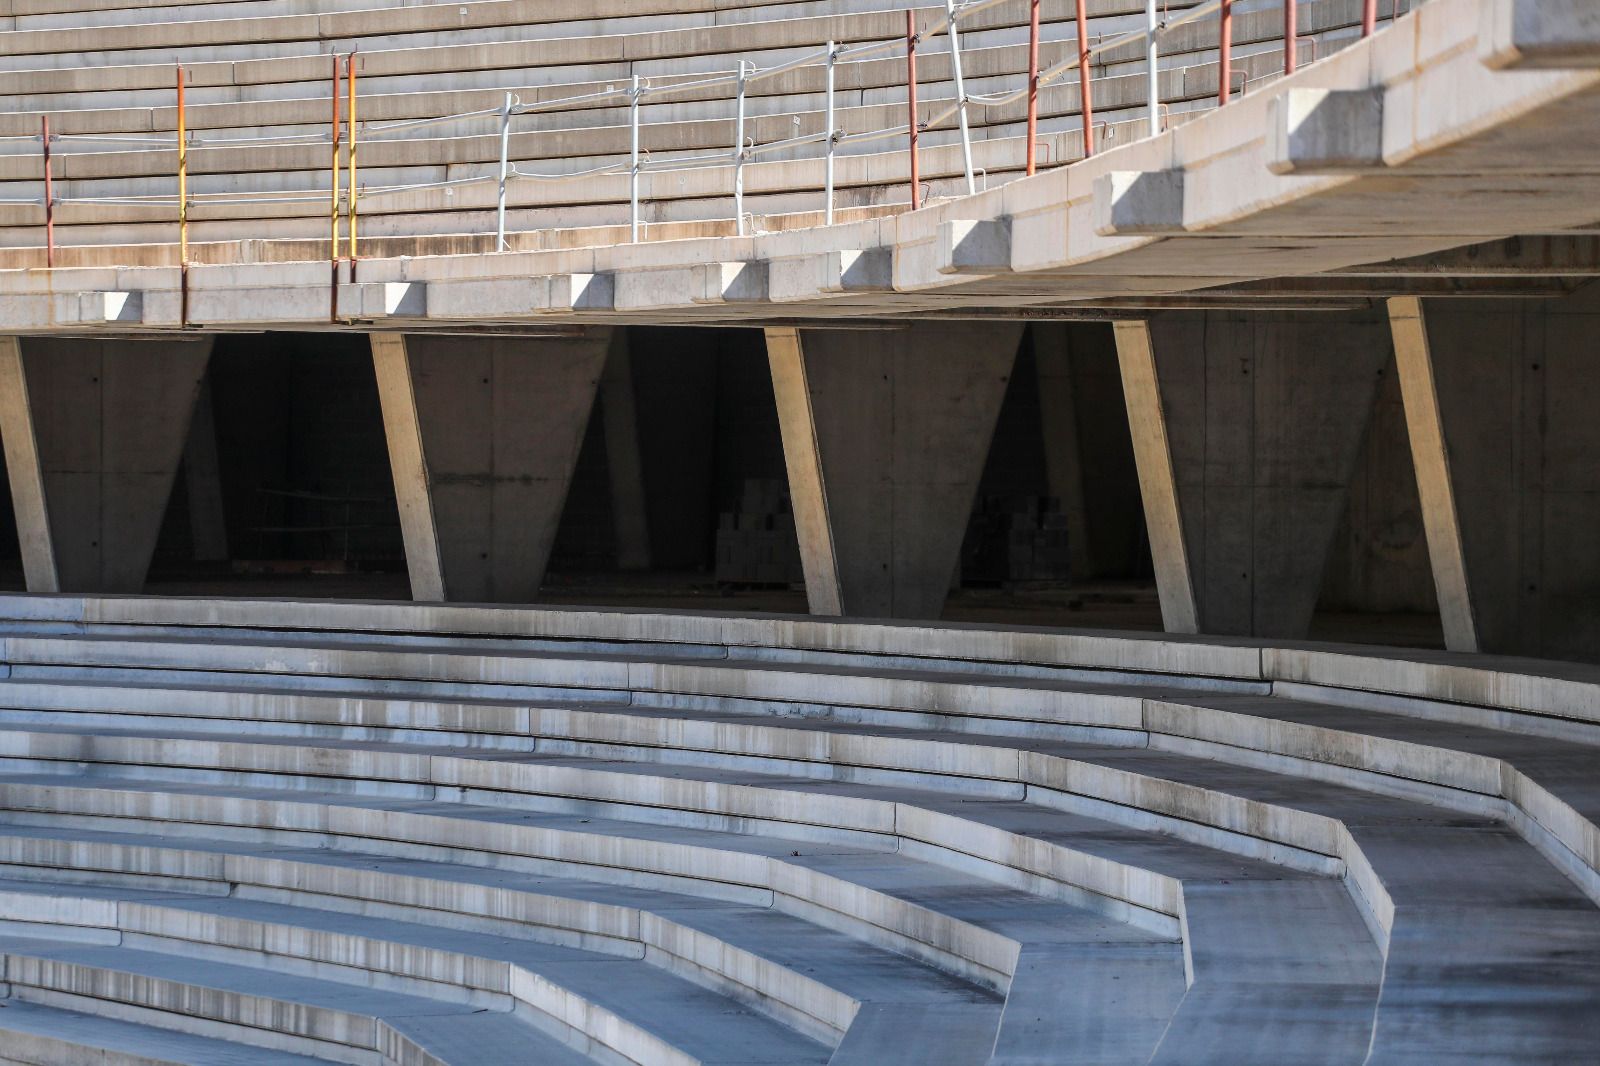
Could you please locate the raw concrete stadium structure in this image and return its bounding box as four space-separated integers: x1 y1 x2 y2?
0 0 1598 1062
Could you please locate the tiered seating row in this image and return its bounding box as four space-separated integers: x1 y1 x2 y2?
0 594 1590 1061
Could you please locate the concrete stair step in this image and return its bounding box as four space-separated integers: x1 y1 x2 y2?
0 814 1184 1064
0 995 331 1065
0 934 605 1065
0 877 841 1066
0 737 1389 1057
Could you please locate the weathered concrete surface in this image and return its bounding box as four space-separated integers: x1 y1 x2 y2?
768 321 1024 619
1391 284 1600 660
372 330 610 603
0 336 210 594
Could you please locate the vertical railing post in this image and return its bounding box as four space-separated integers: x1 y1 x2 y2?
496 91 512 251
629 73 641 243
734 60 748 235
176 66 187 324
40 117 54 270
1217 0 1234 107
1026 0 1040 175
1146 0 1161 136
1283 0 1298 74
906 11 920 210
824 40 837 225
943 0 976 195
1362 0 1376 36
330 53 341 322
1074 0 1095 157
347 53 358 276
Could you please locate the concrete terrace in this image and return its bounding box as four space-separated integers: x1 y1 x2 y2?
0 595 1591 1061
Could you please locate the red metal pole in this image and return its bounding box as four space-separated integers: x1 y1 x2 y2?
1284 0 1298 74
1026 0 1040 176
906 11 920 210
40 117 54 269
1074 0 1094 157
1218 0 1233 107
347 52 358 280
330 53 341 323
1362 0 1376 36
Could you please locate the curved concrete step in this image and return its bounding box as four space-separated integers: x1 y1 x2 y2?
15 711 1597 1060
0 727 1388 1062
0 934 606 1066
3 683 1598 1059
0 877 841 1066
0 996 331 1065
0 767 1372 1059
0 783 1188 1063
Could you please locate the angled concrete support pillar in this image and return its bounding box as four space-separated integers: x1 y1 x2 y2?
1389 289 1600 660
1115 312 1389 637
599 329 652 571
1114 321 1200 633
1033 325 1095 582
372 330 610 603
0 335 211 592
766 322 1022 619
183 373 230 563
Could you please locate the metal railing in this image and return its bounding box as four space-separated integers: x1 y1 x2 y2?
8 0 1399 299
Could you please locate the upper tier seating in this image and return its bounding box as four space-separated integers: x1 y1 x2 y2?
0 0 1403 268
0 594 1591 1062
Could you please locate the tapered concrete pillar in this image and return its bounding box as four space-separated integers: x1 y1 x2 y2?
766 322 1023 619
1115 312 1389 637
1033 326 1094 582
599 330 652 571
1390 289 1600 660
183 374 230 563
0 335 212 593
372 330 610 603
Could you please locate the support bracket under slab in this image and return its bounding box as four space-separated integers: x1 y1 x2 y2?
1266 89 1385 175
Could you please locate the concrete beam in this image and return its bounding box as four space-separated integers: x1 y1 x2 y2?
936 219 1013 275
371 330 610 603
1480 0 1600 69
768 250 893 303
1093 172 1185 237
766 322 1021 619
0 335 211 593
1266 89 1385 176
424 274 612 319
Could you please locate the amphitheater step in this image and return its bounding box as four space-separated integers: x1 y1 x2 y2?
0 996 335 1066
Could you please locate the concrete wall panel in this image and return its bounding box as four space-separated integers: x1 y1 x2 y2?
0 337 210 593
771 322 1022 619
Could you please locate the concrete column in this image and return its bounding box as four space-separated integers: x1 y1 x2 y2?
1032 325 1094 581
372 330 609 603
1388 288 1600 660
599 329 652 571
1116 312 1390 637
1113 321 1200 633
0 335 212 593
766 322 1022 619
182 374 230 563
1389 298 1478 651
